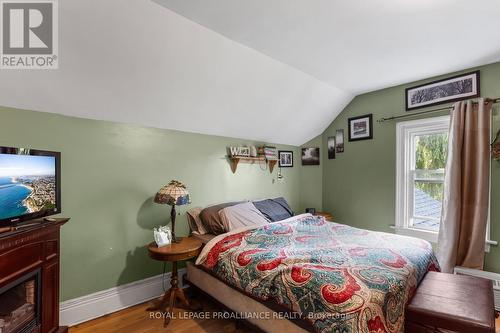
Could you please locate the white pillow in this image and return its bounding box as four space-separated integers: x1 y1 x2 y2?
218 202 270 232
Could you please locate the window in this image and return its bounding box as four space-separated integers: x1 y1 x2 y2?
396 116 449 243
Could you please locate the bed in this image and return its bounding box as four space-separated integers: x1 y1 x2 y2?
187 209 439 333
186 262 311 332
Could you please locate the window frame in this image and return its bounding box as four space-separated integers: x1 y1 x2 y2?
395 116 450 243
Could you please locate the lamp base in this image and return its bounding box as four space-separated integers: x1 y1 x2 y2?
172 236 182 243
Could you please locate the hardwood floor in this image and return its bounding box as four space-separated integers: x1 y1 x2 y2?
69 296 257 333
69 301 500 333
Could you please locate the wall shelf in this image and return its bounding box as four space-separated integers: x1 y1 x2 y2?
228 156 277 174
268 160 277 173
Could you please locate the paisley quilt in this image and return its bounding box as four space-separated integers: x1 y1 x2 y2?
196 214 439 333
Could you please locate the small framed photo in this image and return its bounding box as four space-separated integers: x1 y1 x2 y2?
301 148 320 166
405 70 480 111
327 136 335 159
335 129 344 153
348 114 373 142
278 150 293 167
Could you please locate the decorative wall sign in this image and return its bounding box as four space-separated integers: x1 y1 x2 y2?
229 146 250 157
327 136 336 159
301 148 320 165
405 71 480 111
335 129 344 153
278 151 293 167
348 114 373 142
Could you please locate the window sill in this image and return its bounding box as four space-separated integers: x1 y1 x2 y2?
390 225 438 244
390 225 497 253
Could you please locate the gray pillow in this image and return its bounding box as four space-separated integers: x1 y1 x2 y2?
199 202 241 235
253 197 293 222
186 207 208 234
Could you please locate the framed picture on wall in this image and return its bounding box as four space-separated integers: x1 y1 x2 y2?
301 148 320 165
348 114 373 142
405 70 480 111
327 136 336 159
335 129 344 153
278 150 293 167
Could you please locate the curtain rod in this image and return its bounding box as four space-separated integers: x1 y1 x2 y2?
378 98 500 123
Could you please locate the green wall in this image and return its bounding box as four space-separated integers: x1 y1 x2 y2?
321 61 500 273
3 63 497 302
0 107 309 301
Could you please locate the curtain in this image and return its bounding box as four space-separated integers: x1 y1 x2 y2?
437 98 492 273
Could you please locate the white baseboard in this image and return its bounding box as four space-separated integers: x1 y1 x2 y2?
59 268 186 327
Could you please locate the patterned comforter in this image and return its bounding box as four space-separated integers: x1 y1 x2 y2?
196 214 439 333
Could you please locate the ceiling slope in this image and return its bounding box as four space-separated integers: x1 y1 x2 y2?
0 0 352 146
157 0 500 94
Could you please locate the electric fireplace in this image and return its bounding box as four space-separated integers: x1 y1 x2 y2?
0 219 69 333
0 270 40 333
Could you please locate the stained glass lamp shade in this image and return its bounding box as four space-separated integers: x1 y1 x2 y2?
154 180 191 243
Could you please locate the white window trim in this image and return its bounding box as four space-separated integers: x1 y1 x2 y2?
395 116 495 250
395 116 450 243
485 122 496 252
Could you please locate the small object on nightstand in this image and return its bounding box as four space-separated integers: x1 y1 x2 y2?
153 225 172 247
305 208 316 215
44 217 57 222
147 237 203 328
314 211 334 221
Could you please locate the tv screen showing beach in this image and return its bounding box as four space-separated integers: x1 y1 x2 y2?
0 154 57 221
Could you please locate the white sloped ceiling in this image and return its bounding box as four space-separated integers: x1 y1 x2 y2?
157 0 500 94
2 0 499 145
0 0 352 146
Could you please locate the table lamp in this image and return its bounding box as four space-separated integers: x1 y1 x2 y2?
154 180 190 243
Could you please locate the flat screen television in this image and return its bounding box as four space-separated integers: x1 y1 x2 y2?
0 147 61 226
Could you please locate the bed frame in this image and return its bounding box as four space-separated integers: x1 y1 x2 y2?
185 262 312 333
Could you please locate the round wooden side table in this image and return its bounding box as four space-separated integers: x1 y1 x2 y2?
146 237 203 327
